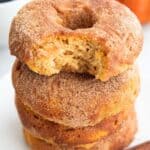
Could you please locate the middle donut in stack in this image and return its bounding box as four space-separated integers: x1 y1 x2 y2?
13 60 140 149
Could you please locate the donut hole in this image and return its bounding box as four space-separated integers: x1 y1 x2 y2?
61 7 97 30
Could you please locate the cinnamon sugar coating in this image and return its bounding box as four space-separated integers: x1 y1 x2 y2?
9 0 143 81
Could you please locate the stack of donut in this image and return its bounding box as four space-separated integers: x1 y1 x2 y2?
10 0 143 150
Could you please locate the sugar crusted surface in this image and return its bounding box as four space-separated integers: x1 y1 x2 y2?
13 60 140 127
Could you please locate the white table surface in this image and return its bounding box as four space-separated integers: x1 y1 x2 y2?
0 24 150 149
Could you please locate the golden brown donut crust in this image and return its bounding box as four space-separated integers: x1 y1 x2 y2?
9 0 143 81
16 99 133 145
12 60 140 128
24 110 137 150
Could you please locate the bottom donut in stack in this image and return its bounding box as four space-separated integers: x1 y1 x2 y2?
19 100 137 150
12 60 140 150
23 111 137 150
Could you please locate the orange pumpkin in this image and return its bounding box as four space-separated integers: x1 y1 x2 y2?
119 0 150 24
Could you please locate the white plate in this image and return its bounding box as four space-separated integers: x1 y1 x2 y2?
0 25 150 149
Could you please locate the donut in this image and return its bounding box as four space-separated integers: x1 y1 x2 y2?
24 110 137 150
12 60 140 128
9 0 143 81
16 99 133 145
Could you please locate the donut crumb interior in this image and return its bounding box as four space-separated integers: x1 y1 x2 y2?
28 37 106 79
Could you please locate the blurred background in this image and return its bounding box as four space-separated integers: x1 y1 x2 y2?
0 0 29 76
0 0 150 77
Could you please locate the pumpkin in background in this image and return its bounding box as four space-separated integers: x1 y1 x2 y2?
119 0 150 24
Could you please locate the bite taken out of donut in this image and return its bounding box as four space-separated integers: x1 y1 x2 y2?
9 0 143 81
